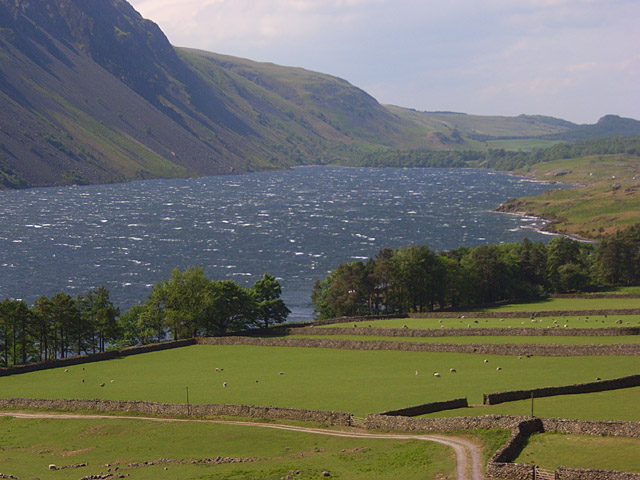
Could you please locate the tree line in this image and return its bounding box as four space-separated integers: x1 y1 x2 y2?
0 268 289 367
311 224 640 319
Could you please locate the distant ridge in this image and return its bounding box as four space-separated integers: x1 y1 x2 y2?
0 0 638 189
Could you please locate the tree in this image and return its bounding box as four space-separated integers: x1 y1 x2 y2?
203 280 255 335
251 274 290 329
77 286 119 353
149 266 211 339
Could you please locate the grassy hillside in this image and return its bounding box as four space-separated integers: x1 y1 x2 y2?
0 415 455 479
497 153 640 238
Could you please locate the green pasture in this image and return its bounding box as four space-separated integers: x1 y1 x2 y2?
322 314 640 330
421 387 640 421
515 432 640 472
289 334 640 345
0 415 454 480
1 345 638 416
478 296 640 312
486 138 563 151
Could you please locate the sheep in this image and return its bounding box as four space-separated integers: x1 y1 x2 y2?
64 369 69 373
49 464 57 470
99 382 105 387
433 372 440 377
496 367 502 371
279 372 285 375
402 324 408 329
449 368 456 373
484 359 489 363
223 382 227 388
415 370 419 375
81 379 85 383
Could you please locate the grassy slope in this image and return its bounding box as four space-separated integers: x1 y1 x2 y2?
1 346 638 416
515 432 640 472
289 334 640 345
497 153 640 238
0 415 455 480
422 387 640 421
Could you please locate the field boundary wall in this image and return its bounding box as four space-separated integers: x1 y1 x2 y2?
408 309 640 318
0 339 196 378
289 326 640 337
0 398 353 426
484 374 640 405
378 397 468 417
196 335 640 356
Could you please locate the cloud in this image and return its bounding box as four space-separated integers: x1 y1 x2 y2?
128 0 640 123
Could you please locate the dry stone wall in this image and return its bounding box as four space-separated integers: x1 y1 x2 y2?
0 398 353 426
196 335 640 356
364 413 526 432
409 309 640 318
556 467 640 480
484 374 640 405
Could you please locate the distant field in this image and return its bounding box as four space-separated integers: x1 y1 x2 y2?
289 334 640 345
478 296 640 312
486 139 563 151
421 387 640 421
514 432 640 472
1 346 638 416
0 415 454 480
500 153 640 237
322 315 640 330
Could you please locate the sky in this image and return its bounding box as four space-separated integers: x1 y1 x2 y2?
128 0 640 124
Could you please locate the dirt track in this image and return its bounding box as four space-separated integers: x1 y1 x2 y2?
0 411 485 480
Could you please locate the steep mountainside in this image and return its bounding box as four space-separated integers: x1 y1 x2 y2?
0 0 638 189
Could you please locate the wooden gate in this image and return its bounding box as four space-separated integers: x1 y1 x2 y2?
535 466 556 480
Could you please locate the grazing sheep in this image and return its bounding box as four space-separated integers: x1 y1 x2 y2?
215 368 220 372
81 379 85 383
279 372 285 375
223 382 227 387
596 377 601 381
415 370 419 375
49 464 57 470
64 369 69 373
433 372 440 377
496 367 502 371
518 356 522 360
99 382 105 387
484 359 489 363
110 380 114 383
449 368 456 373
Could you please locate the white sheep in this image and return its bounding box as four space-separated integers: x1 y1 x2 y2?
49 464 57 470
415 370 419 375
484 359 489 363
449 368 456 373
433 372 440 377
223 382 227 388
496 367 502 371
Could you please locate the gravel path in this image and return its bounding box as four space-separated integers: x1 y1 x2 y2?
0 411 485 480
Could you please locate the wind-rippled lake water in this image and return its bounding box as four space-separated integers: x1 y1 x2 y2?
0 166 562 321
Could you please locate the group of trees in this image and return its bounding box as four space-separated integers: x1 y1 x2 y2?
311 224 640 319
0 268 289 367
0 286 119 367
118 268 289 346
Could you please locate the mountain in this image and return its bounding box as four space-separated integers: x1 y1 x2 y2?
0 0 637 189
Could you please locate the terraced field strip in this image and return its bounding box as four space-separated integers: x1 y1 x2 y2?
287 334 640 344
320 315 640 330
421 387 640 422
1 345 638 416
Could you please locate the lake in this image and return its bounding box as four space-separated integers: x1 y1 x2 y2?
0 166 562 321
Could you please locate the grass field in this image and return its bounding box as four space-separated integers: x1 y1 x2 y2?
0 415 455 479
1 345 638 416
499 153 640 237
322 315 640 330
289 334 640 345
421 387 640 421
478 296 640 312
514 432 640 472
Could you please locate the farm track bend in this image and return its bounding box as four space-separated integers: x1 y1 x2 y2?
0 411 484 480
